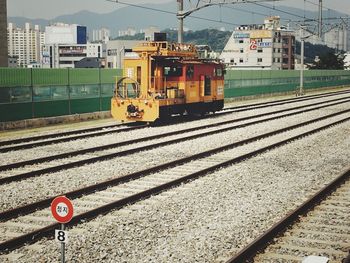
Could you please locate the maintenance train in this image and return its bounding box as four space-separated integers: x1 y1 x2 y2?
111 40 225 122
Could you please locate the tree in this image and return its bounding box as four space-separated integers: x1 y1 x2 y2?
309 51 345 70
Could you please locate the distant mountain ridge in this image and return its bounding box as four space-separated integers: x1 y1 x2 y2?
8 2 345 37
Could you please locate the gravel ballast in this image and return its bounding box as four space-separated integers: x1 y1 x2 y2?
0 93 348 165
0 104 348 212
1 114 349 262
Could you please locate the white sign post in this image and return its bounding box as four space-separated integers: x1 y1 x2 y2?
51 196 74 263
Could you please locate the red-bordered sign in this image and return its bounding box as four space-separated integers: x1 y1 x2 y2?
51 196 74 223
250 40 257 50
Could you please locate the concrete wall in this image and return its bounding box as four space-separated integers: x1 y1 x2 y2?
0 0 8 67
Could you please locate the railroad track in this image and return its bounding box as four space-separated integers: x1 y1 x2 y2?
226 168 350 263
1 96 349 185
0 123 147 153
0 89 349 152
0 107 349 253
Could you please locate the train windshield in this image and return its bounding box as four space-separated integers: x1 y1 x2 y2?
164 66 182 77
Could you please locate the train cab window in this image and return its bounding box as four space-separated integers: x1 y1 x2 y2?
215 68 223 77
137 66 141 85
164 66 182 77
186 65 194 78
204 76 211 96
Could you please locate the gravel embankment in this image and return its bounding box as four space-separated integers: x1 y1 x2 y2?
2 110 348 263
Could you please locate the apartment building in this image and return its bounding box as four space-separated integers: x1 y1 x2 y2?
7 23 45 67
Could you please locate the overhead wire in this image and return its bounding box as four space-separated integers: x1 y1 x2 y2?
107 0 348 36
106 0 240 26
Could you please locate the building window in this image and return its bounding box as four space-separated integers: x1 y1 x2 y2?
240 48 244 53
239 39 244 43
257 58 262 62
257 48 263 53
230 59 234 63
239 58 243 63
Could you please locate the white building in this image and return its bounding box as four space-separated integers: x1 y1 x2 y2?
45 23 87 45
42 43 102 68
344 52 350 70
92 28 110 44
42 23 105 68
324 26 348 52
220 17 294 70
143 26 160 41
118 27 137 37
106 40 143 69
7 23 45 67
295 25 349 52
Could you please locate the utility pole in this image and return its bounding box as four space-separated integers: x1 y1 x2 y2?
318 0 323 38
299 25 305 96
177 0 184 43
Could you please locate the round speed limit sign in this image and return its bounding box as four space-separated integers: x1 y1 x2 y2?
51 196 74 224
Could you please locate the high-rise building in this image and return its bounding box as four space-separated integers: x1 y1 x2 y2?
0 0 8 67
7 23 45 67
92 28 110 44
294 24 349 52
324 26 348 52
220 17 295 70
118 27 136 37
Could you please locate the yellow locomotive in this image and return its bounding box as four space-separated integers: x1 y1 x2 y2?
111 40 224 122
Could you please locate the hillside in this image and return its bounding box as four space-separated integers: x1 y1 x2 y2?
116 28 336 61
8 2 345 37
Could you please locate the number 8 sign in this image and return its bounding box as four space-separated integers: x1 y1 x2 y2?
55 229 68 244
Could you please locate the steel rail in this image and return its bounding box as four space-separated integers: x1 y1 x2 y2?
0 108 349 223
0 124 148 153
224 89 350 112
1 89 349 151
0 114 349 253
0 123 125 147
1 95 349 173
225 168 350 263
1 97 349 186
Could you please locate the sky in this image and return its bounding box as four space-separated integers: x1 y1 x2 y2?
7 0 350 19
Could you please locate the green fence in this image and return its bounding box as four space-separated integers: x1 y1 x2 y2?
0 68 350 122
0 68 121 122
224 70 350 98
